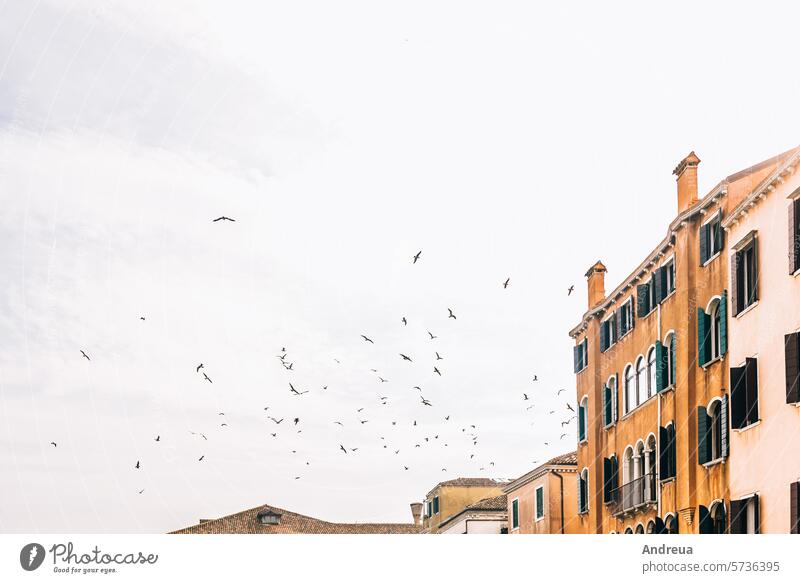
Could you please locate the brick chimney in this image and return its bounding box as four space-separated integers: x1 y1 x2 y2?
673 151 701 213
410 502 423 526
585 261 607 309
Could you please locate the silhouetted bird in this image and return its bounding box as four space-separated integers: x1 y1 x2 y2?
80 350 90 361
198 455 205 461
212 216 235 222
402 317 407 326
413 251 422 264
361 335 374 343
196 363 203 372
503 278 510 289
436 352 443 360
434 367 442 376
400 353 412 362
50 442 57 447
428 331 437 340
135 461 140 469
568 285 574 295
203 373 212 383
566 403 575 412
448 308 457 319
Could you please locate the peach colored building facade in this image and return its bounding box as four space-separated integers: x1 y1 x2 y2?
723 150 800 533
503 452 578 534
570 147 798 534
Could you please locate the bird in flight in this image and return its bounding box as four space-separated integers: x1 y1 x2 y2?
523 393 529 400
268 417 284 424
138 489 145 494
196 363 204 372
399 353 412 362
378 377 389 383
428 331 437 340
155 436 160 442
203 373 212 384
503 278 510 289
334 421 344 426
140 316 146 321
435 352 443 360
448 308 457 319
80 350 90 361
289 383 308 396
135 461 140 469
402 317 407 326
560 433 567 439
212 216 235 222
361 334 374 343
532 375 538 382
198 455 205 461
567 285 575 296
339 445 347 453
412 250 422 264
421 397 432 407
557 388 565 395
50 442 57 447
293 418 300 425
221 423 228 427
433 367 442 376
566 403 575 412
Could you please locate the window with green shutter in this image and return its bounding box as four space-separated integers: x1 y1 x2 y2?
603 385 611 426
433 496 439 514
511 498 519 529
578 401 587 442
719 290 728 356
786 332 800 404
731 358 759 429
655 340 666 392
697 308 711 367
697 406 710 465
535 486 544 520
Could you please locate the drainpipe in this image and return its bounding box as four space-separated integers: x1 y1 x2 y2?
554 470 565 534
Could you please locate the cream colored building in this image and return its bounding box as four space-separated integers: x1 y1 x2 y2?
421 478 506 533
723 148 800 533
438 495 508 534
503 452 578 534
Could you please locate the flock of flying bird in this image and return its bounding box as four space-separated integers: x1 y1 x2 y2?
62 220 579 494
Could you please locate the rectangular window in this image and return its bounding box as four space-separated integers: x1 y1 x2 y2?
433 496 439 514
701 212 724 265
731 357 759 429
637 282 652 318
659 424 676 480
664 259 675 296
511 498 519 529
791 482 800 534
600 314 617 352
785 332 800 404
730 495 760 534
578 473 588 514
573 338 588 373
733 235 758 315
535 486 544 520
616 297 634 338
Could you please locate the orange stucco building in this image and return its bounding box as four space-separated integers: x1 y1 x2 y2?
570 147 799 534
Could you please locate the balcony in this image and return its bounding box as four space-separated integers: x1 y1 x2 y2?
612 472 656 516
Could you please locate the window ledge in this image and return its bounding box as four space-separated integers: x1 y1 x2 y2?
734 300 759 319
792 266 800 278
659 476 676 485
535 516 545 523
701 354 724 370
604 422 616 430
702 457 726 469
733 420 761 433
661 289 677 303
579 439 588 446
659 384 676 394
702 251 722 267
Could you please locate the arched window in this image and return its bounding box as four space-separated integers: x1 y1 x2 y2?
623 446 635 485
664 332 676 388
578 468 589 514
578 396 588 443
709 299 721 361
647 347 657 399
644 434 657 502
605 375 617 426
624 365 634 414
624 527 633 534
646 520 656 534
665 514 678 534
636 356 646 406
710 501 726 534
635 523 644 534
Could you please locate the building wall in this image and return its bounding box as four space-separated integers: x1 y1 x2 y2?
439 514 507 534
572 152 786 534
727 168 800 533
507 469 578 534
422 485 505 533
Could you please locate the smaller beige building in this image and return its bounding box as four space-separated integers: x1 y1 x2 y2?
438 494 508 534
503 452 578 534
421 478 507 533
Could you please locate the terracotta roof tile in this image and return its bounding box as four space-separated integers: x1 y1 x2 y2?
465 494 507 511
170 503 422 534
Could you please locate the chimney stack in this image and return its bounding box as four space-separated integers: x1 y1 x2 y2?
410 503 423 526
673 151 701 213
585 261 607 309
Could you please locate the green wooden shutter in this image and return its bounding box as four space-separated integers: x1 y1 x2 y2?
603 457 611 503
655 340 665 392
698 505 712 534
536 487 544 518
637 284 650 317
785 332 800 404
670 334 676 386
659 426 668 480
731 251 741 316
573 345 579 373
654 517 666 534
578 404 586 441
603 385 611 426
577 475 582 513
697 406 710 465
720 395 729 459
700 223 709 265
653 267 664 304
613 374 619 422
600 321 608 352
512 498 519 528
697 308 710 367
729 499 745 534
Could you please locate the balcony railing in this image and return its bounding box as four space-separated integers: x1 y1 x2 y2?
613 472 656 514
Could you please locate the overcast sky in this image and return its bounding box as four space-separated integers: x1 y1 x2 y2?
1 1 799 533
